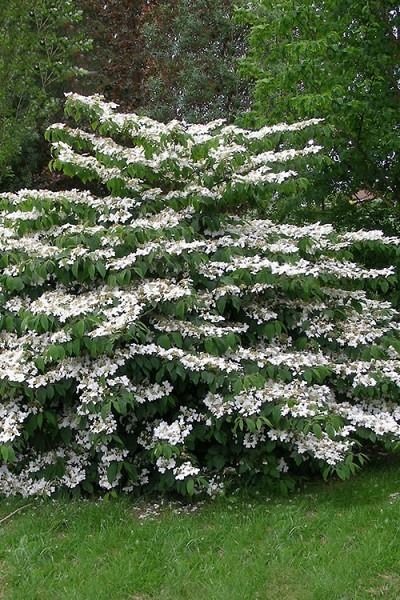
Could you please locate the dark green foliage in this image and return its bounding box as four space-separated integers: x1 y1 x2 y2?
237 1 400 222
0 0 89 190
140 0 249 123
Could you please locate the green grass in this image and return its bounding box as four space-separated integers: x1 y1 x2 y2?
1 459 400 600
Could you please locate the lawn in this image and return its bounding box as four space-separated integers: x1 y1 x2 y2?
1 458 400 600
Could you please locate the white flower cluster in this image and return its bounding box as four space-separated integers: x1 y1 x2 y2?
63 92 323 144
294 432 354 466
0 400 36 444
200 254 394 281
205 381 333 420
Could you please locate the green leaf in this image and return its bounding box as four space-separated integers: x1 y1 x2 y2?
157 334 171 349
107 462 119 484
73 320 85 337
186 478 195 496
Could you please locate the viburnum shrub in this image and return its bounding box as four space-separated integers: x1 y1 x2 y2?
1 94 400 498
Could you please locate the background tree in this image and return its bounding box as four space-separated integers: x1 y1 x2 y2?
236 1 400 228
79 0 145 111
0 0 89 191
139 0 249 123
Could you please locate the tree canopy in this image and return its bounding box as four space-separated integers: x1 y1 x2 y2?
237 1 400 214
0 0 89 190
140 0 249 123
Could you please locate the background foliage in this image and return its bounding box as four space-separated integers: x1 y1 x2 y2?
139 0 249 123
79 0 145 111
0 0 89 191
236 1 400 228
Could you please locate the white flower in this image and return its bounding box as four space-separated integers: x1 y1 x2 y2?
173 462 200 480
